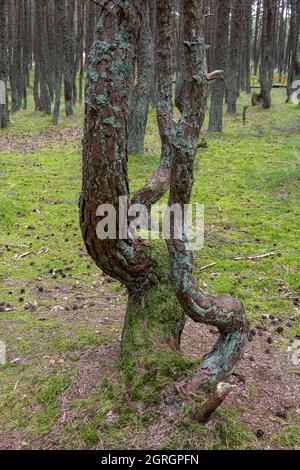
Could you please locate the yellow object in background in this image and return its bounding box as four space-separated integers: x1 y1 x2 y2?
251 75 259 86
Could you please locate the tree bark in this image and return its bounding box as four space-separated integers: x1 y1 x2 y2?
63 0 75 116
52 0 64 125
286 0 300 103
167 0 249 389
175 2 185 113
0 0 9 128
244 0 253 95
227 0 244 114
208 0 230 132
131 0 175 209
128 1 155 155
33 0 52 114
260 0 277 109
253 0 262 76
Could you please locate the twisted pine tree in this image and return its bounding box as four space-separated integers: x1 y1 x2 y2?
80 0 249 398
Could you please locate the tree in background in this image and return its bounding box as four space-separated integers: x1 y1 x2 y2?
0 0 9 128
286 0 300 103
1 1 298 126
253 0 262 76
33 0 52 114
52 0 65 125
128 1 155 155
227 0 244 114
243 0 253 95
260 0 277 109
63 0 76 116
208 0 230 131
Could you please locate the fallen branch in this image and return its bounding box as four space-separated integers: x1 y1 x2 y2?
12 247 49 260
200 262 217 271
36 247 49 255
234 252 277 261
262 388 272 398
13 252 31 260
193 382 236 423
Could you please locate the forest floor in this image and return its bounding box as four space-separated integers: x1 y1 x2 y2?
0 90 300 450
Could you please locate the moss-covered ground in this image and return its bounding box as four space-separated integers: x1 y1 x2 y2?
0 89 299 449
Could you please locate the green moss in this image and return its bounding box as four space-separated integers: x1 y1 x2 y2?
38 375 72 405
271 426 300 449
55 325 112 353
216 416 256 449
81 426 99 446
30 407 60 435
120 260 196 403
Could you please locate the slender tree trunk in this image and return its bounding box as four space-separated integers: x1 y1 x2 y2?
260 0 277 109
244 0 253 95
0 0 9 128
52 0 64 125
175 2 185 113
149 0 158 107
277 0 287 80
208 0 230 132
10 0 23 112
286 0 300 103
78 0 84 105
167 0 249 389
128 2 155 155
63 0 75 116
227 0 244 114
253 0 262 75
33 0 51 114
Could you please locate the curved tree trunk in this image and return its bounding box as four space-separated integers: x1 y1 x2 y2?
80 0 180 395
80 0 248 397
167 0 249 389
128 2 155 155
